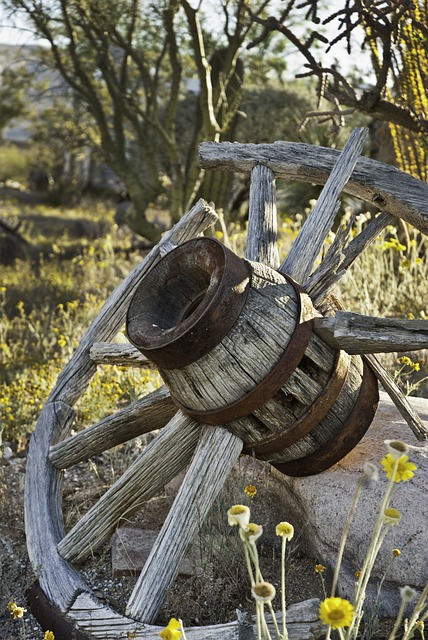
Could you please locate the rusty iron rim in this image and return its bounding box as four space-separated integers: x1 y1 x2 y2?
273 359 379 477
246 349 351 457
126 238 250 369
173 274 314 425
26 582 91 640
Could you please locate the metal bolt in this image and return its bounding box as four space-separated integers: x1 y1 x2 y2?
372 193 387 207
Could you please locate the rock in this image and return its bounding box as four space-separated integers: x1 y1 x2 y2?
271 391 428 617
111 526 228 578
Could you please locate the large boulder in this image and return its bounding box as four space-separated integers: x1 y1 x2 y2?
265 391 428 616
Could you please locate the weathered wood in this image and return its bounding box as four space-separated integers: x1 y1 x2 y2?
126 427 243 623
57 412 201 563
280 128 368 283
24 402 89 612
89 342 157 368
141 256 374 471
65 593 323 639
48 199 218 408
49 386 176 469
199 141 428 235
246 164 279 268
364 355 428 440
307 211 395 306
314 312 428 354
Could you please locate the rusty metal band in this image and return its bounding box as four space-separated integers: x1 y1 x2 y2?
26 582 90 640
126 238 251 369
172 274 313 425
244 349 351 457
273 360 379 477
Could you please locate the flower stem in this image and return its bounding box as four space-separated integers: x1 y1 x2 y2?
331 476 366 597
401 582 428 640
281 536 288 640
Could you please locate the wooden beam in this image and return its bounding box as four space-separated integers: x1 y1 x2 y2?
126 427 243 623
199 141 428 235
314 312 428 354
49 386 176 469
246 164 279 268
280 127 368 283
89 342 157 368
57 412 201 564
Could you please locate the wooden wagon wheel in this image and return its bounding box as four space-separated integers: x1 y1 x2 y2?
25 128 428 639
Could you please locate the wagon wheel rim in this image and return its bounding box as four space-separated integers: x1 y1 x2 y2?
25 129 428 638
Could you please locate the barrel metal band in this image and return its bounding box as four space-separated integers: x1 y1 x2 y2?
244 348 351 457
273 360 379 477
171 274 313 425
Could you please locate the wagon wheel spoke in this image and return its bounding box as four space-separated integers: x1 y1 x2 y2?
57 411 201 564
306 210 395 306
49 386 175 469
279 127 368 283
89 341 158 368
246 164 280 268
125 426 243 623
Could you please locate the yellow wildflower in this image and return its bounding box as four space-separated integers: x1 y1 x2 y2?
319 597 355 629
412 362 421 371
381 454 417 482
315 564 326 573
393 548 401 557
228 504 250 527
159 617 182 640
44 632 55 640
252 582 276 602
11 605 26 618
276 522 294 540
244 484 257 499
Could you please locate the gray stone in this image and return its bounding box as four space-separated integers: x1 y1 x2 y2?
272 391 428 617
111 527 195 577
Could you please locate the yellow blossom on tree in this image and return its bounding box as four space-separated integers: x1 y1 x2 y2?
381 454 417 483
276 521 294 540
159 617 182 640
319 597 355 629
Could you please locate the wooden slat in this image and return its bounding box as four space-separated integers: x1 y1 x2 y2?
126 427 243 622
199 141 428 235
364 354 428 440
314 312 428 354
307 211 395 306
49 386 176 469
66 592 323 639
280 128 367 283
57 412 201 564
24 402 89 611
246 164 279 268
89 342 157 368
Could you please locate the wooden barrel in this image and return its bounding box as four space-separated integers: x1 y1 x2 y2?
126 238 379 476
